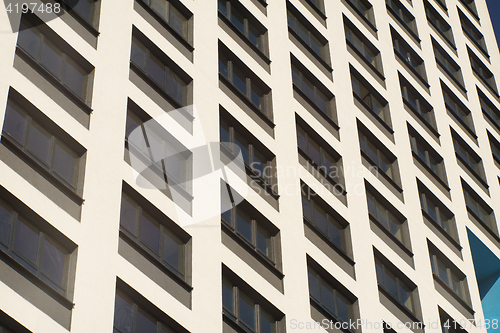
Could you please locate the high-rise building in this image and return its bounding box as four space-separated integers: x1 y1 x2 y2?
0 0 499 332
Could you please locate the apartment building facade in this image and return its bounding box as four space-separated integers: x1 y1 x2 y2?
0 0 499 332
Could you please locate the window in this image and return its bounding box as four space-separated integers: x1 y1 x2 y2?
346 0 376 28
125 108 192 193
425 1 455 47
141 0 189 40
430 249 467 301
392 28 427 82
351 71 390 127
61 0 99 27
386 0 418 37
468 48 498 95
0 198 71 296
409 128 446 182
131 36 188 105
220 116 275 191
306 0 325 14
219 0 266 52
433 39 464 88
418 182 456 240
440 309 466 333
221 191 276 263
114 289 181 333
463 181 497 234
479 87 500 128
375 257 415 312
219 47 270 113
459 10 487 55
17 15 92 103
308 266 353 323
488 132 500 164
2 100 83 191
434 0 447 10
359 129 398 183
297 122 343 186
291 61 334 117
288 7 328 62
441 82 474 132
399 75 436 132
0 324 13 333
301 188 348 252
344 17 383 73
452 132 486 182
366 189 406 244
222 277 278 333
119 193 186 279
459 0 478 18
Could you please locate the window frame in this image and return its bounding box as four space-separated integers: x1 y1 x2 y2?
441 81 475 134
399 74 437 134
140 0 191 42
478 87 500 130
459 0 479 20
425 1 455 49
462 181 497 236
432 39 464 90
452 131 486 184
468 47 498 96
429 251 467 302
345 0 376 30
409 128 447 184
459 9 487 57
391 28 427 84
344 17 383 76
386 0 419 40
60 0 100 30
488 132 500 165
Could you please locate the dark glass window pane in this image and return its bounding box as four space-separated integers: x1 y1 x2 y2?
53 141 77 186
336 293 350 323
18 24 40 58
218 0 227 16
260 309 276 333
141 213 160 253
73 0 92 22
169 5 186 38
220 119 230 144
288 12 297 32
137 308 157 333
239 292 256 330
230 7 245 34
222 279 234 313
63 58 86 98
320 280 336 314
41 39 63 77
126 113 141 141
236 209 252 243
253 149 267 181
376 202 388 229
13 218 39 266
0 200 13 248
298 23 309 46
316 90 328 114
307 136 321 166
303 78 315 103
234 132 250 165
399 283 413 311
302 193 312 221
257 225 272 258
297 126 306 152
384 270 399 300
248 24 261 49
151 0 168 19
328 218 342 248
426 198 438 222
41 238 66 286
233 67 247 96
162 229 181 272
167 70 184 104
367 195 376 217
292 67 301 87
120 196 139 237
28 122 51 164
314 203 328 236
219 54 229 78
131 38 147 71
3 103 27 145
114 293 134 333
308 270 319 299
251 84 263 109
149 54 166 90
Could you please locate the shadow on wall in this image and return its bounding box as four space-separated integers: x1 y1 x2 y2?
468 229 500 332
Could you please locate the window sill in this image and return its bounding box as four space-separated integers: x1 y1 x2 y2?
466 207 500 242
403 99 440 138
219 12 270 65
0 248 74 309
59 0 100 37
119 230 193 292
221 221 283 278
219 73 275 128
130 62 185 109
16 47 93 115
303 217 354 265
293 84 339 131
435 60 466 95
455 154 489 189
412 152 450 191
378 285 421 323
310 297 354 333
446 105 477 139
433 274 474 314
346 38 385 81
1 136 84 205
360 150 403 194
463 29 489 60
345 0 377 32
353 93 393 134
428 20 457 51
136 0 193 51
289 28 332 74
394 52 429 88
369 213 413 257
472 68 500 99
421 210 462 250
298 148 347 196
386 5 420 43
